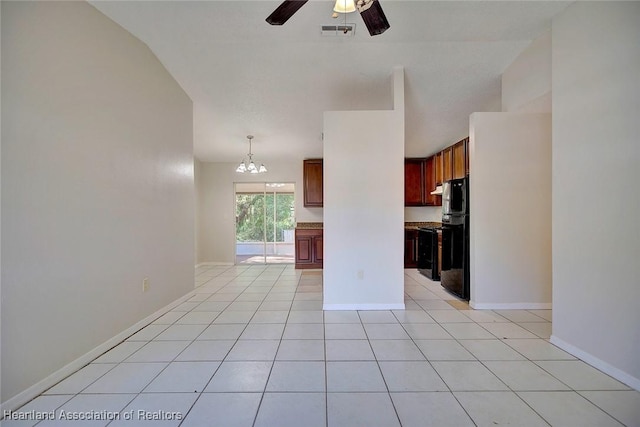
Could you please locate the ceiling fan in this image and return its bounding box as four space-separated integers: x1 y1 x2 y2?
266 0 390 36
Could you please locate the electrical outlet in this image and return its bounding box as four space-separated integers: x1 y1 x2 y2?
142 278 149 292
357 270 364 280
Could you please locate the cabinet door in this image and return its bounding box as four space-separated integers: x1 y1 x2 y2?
465 137 470 176
303 159 323 207
435 152 443 185
452 139 466 180
295 229 323 269
442 147 453 183
424 156 441 206
404 159 425 206
313 236 323 264
404 230 419 268
295 235 313 264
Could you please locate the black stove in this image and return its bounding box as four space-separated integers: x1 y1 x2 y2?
417 227 439 281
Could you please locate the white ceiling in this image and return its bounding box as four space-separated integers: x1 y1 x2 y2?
90 0 569 163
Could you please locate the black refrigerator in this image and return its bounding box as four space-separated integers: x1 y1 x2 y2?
440 177 470 300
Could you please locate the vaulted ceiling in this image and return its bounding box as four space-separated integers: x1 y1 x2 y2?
90 1 569 163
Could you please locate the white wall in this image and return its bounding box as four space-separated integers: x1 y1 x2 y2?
0 0 3 403
404 206 442 223
1 1 194 404
196 160 321 264
469 112 552 309
323 68 405 310
195 158 202 264
502 30 552 113
323 110 405 309
551 2 640 389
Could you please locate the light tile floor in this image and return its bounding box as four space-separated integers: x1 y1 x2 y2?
4 265 640 427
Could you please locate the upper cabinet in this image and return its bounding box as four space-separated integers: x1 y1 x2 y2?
452 137 468 180
303 159 323 207
465 138 470 176
435 151 443 185
442 146 453 183
435 137 469 185
404 158 426 206
424 156 441 206
442 146 453 182
405 157 441 206
322 138 467 209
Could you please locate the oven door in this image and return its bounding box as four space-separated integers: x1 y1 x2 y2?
418 228 438 280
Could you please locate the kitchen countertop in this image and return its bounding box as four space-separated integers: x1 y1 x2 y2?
296 222 323 229
405 221 442 230
296 222 442 230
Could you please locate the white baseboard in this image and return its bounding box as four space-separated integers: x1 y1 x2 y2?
550 335 640 391
323 303 406 311
469 301 552 310
0 290 196 416
196 262 234 268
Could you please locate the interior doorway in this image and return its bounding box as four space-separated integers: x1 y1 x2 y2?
234 182 295 264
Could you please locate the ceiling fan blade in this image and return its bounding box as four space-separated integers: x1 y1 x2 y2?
357 0 390 36
266 0 309 25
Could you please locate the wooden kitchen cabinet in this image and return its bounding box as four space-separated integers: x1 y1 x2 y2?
303 159 323 207
295 228 323 269
452 138 467 180
465 137 470 176
313 235 323 264
405 158 440 206
424 156 441 206
442 146 453 183
435 151 443 185
404 158 426 206
404 229 419 268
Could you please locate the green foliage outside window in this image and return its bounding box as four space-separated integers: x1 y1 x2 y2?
236 193 295 242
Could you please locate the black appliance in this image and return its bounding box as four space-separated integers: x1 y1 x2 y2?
440 177 470 300
417 227 439 280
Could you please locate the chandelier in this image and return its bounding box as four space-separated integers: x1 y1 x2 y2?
236 135 267 174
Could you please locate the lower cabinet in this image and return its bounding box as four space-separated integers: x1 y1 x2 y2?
295 228 323 269
404 229 419 268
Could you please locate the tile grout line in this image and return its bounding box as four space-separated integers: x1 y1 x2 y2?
33 269 235 427
250 265 290 427
359 309 405 426
140 263 247 427
395 293 478 427
181 264 289 427
576 391 633 427
19 266 635 427
406 275 618 426
406 278 558 426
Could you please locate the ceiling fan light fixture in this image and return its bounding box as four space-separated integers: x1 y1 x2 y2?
266 0 389 37
333 0 356 14
356 0 373 12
